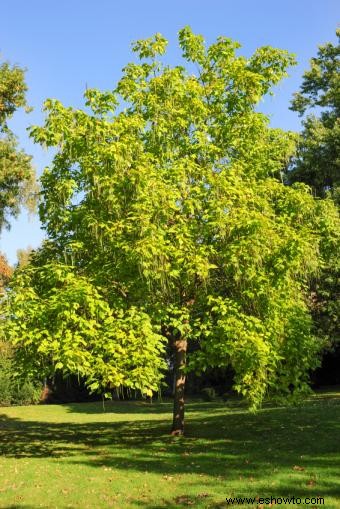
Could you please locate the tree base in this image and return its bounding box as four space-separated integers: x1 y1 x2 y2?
171 429 184 436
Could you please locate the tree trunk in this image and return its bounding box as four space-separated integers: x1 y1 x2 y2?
171 337 187 435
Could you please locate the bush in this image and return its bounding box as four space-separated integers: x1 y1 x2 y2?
0 352 12 405
222 389 241 403
0 341 42 406
201 387 217 401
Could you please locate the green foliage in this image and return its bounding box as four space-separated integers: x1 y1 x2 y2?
0 343 12 405
5 28 339 409
0 62 28 125
0 341 41 406
289 29 340 200
0 58 37 231
289 30 340 349
6 262 166 397
0 59 39 398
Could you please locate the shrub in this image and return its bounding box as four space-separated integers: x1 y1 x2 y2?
0 341 42 406
201 387 217 401
0 351 12 405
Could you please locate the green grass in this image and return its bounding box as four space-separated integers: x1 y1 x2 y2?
0 389 339 508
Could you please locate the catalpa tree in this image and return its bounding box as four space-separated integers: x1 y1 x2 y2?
5 28 339 434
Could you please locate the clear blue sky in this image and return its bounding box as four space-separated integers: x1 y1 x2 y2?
1 0 338 264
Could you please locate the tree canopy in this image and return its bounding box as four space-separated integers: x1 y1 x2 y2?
0 57 36 231
289 29 339 202
5 27 339 433
288 30 340 349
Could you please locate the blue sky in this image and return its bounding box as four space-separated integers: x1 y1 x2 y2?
1 0 338 264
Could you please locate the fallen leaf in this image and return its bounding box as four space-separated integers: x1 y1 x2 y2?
307 479 316 487
175 496 195 505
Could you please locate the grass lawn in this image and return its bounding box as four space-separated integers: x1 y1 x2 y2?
0 389 339 509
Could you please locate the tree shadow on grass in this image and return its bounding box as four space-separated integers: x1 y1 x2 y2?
1 393 339 506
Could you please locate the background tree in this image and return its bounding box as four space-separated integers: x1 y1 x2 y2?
16 245 34 267
0 57 37 230
0 57 41 407
288 30 340 355
0 252 12 295
289 29 339 202
5 28 339 434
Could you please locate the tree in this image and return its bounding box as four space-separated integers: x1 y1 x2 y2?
0 57 37 231
0 252 12 295
5 28 339 434
16 245 34 267
289 29 339 202
289 30 340 350
0 58 41 407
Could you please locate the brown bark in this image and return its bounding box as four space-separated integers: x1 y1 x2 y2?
171 337 187 435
